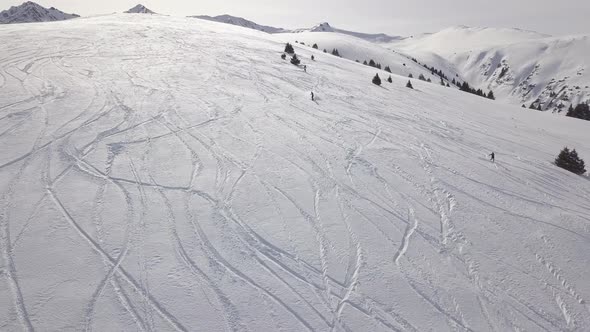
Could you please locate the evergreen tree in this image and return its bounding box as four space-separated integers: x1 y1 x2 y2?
281 53 286 60
323 49 327 53
440 77 445 86
427 78 432 83
446 83 450 87
522 104 526 108
372 74 382 86
408 73 413 78
284 43 294 54
487 90 495 100
363 60 368 65
385 66 392 73
290 54 300 66
555 147 586 175
312 43 318 49
332 48 340 57
452 78 456 85
369 59 376 67
566 103 590 120
529 103 536 110
418 74 426 81
387 75 393 83
406 80 414 89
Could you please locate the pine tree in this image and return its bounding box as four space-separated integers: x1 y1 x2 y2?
446 83 450 87
323 49 327 53
332 48 340 57
522 104 526 108
406 80 413 89
487 90 495 100
440 77 445 86
284 43 294 54
408 73 413 78
372 74 382 86
312 43 318 49
387 75 393 83
555 147 586 175
385 66 392 73
369 59 376 67
290 54 300 65
363 60 368 65
418 74 426 81
281 53 286 60
427 78 432 83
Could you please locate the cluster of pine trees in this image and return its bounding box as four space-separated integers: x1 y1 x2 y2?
566 103 590 120
555 147 586 175
323 48 341 57
456 80 495 100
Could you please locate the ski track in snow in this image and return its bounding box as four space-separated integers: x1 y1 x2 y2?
1 15 590 331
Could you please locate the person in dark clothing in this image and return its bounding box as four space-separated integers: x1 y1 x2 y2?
489 152 495 162
303 65 307 72
311 92 315 101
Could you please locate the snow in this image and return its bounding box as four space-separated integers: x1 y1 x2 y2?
1 14 590 331
0 1 79 24
389 26 590 112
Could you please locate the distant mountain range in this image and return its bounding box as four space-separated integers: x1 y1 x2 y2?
0 1 78 24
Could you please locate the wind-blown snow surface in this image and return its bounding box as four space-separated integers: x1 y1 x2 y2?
1 15 590 331
390 27 590 111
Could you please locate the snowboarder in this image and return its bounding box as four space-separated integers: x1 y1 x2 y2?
489 152 495 162
311 91 315 101
303 65 307 73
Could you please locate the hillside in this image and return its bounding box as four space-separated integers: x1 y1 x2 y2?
1 14 590 331
191 14 286 33
390 26 590 112
0 1 79 24
290 22 402 43
276 31 446 83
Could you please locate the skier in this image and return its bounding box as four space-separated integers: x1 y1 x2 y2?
303 65 307 73
311 91 315 101
489 152 495 162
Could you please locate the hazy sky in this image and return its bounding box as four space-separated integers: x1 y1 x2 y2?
3 0 589 36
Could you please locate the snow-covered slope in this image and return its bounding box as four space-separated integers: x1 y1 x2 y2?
1 14 590 331
291 22 402 43
191 14 286 33
124 4 155 14
390 26 590 112
0 1 79 24
277 31 446 83
393 26 550 56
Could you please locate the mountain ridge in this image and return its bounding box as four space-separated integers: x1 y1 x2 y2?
0 1 79 24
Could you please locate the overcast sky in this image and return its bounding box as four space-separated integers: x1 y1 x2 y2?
3 0 590 36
